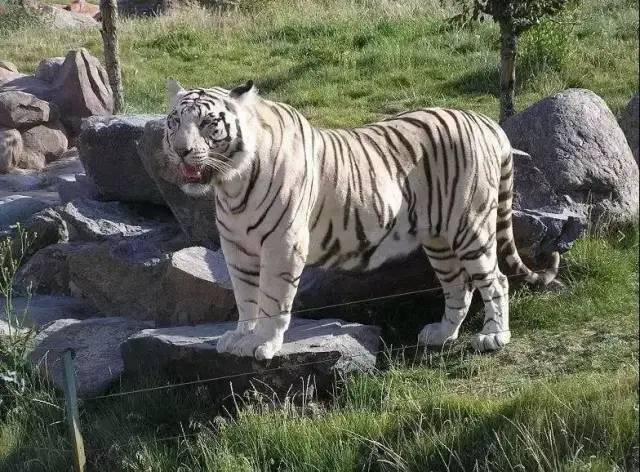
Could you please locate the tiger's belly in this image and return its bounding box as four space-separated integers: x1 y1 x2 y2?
306 209 424 273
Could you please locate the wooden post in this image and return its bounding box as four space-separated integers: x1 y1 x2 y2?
100 0 124 114
62 349 86 472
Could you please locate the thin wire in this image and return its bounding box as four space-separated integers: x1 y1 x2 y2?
86 327 513 403
16 264 567 453
85 264 565 401
228 263 567 321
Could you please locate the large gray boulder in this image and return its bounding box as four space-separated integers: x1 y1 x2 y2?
78 115 165 205
510 150 586 261
28 317 152 397
0 91 55 129
619 93 638 163
121 318 381 400
502 89 639 224
64 242 236 325
51 49 113 135
138 117 219 248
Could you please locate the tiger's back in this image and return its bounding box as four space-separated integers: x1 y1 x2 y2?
300 107 512 272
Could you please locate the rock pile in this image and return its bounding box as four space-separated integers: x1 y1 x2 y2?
0 49 113 173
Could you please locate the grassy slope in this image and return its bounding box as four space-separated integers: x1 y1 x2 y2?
0 0 638 125
0 1 638 471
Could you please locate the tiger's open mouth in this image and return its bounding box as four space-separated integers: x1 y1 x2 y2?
181 163 214 184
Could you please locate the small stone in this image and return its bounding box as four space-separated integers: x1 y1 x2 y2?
17 148 46 171
21 120 69 163
0 127 22 173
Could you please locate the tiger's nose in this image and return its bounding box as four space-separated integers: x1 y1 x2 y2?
176 147 193 158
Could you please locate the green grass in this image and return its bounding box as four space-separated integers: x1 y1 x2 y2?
0 0 638 125
0 0 638 470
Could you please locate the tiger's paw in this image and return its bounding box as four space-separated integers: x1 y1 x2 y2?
418 322 459 347
254 338 283 361
219 332 283 359
216 329 247 354
470 331 511 352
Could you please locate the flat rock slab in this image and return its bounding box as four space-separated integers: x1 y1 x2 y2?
29 316 153 397
0 170 47 192
122 318 381 400
0 194 51 230
6 295 94 329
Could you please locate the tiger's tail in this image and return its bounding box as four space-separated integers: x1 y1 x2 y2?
496 148 560 286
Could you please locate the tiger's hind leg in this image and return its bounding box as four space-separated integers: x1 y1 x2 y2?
455 237 511 352
419 237 474 347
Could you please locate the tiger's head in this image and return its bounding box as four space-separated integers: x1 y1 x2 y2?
164 80 259 195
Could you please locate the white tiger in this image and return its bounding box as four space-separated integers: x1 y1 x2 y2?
163 80 559 360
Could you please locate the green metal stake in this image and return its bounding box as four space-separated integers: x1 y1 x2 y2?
62 349 86 472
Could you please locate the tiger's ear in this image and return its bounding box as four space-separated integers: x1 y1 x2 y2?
229 80 258 106
167 79 185 107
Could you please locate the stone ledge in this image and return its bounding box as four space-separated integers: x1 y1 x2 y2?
121 318 381 400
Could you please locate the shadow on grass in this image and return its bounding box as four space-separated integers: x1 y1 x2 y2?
443 64 500 97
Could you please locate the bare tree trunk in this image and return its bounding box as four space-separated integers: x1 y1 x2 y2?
100 0 124 114
499 22 517 123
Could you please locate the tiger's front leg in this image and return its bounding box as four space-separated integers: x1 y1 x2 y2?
233 235 309 360
216 237 261 355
